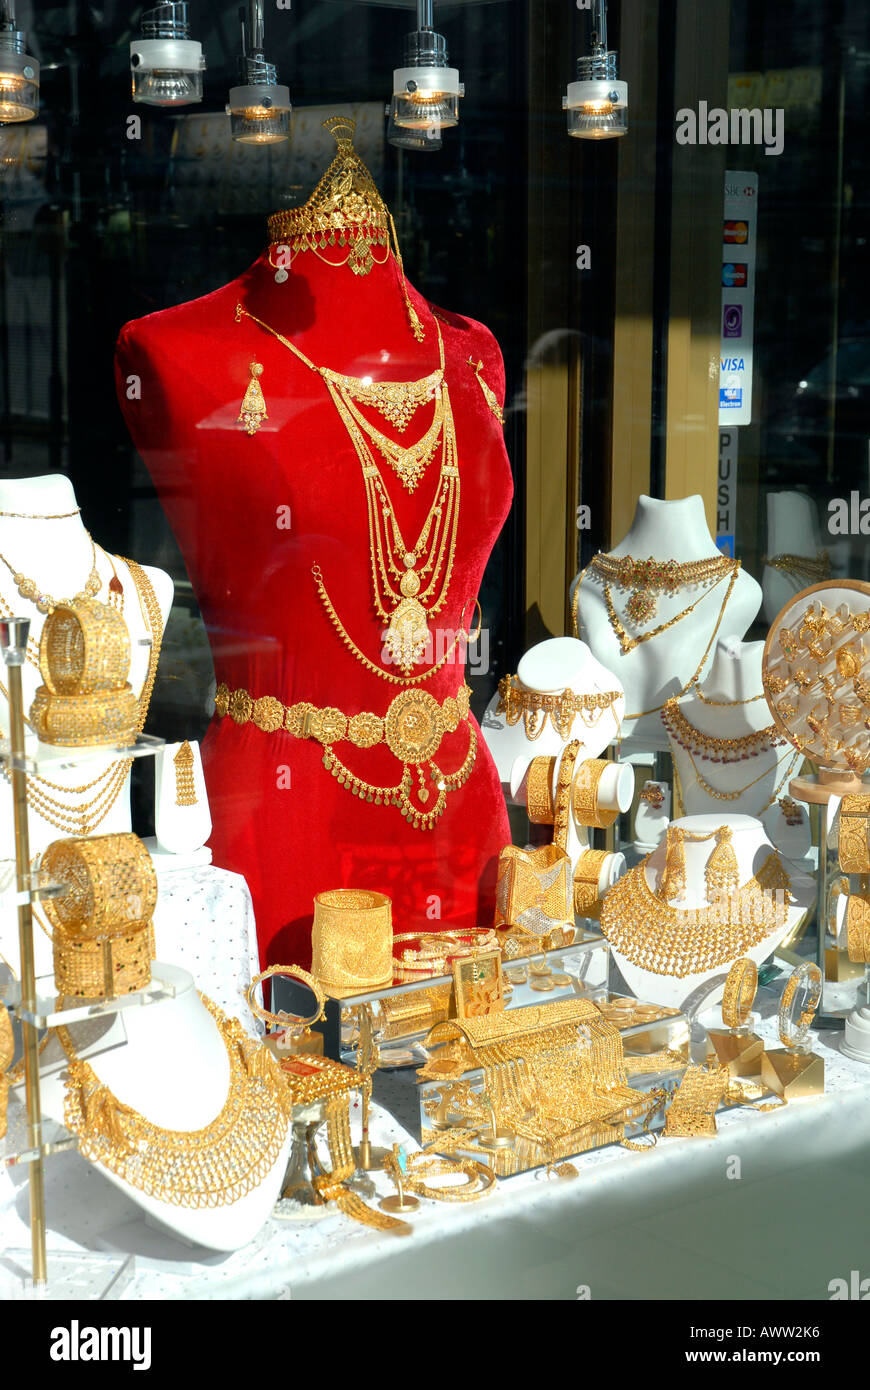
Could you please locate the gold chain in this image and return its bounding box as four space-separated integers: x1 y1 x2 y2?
0 532 100 616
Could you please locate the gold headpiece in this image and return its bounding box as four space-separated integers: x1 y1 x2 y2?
266 116 425 340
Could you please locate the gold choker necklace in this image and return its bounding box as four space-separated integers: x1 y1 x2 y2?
57 995 292 1209
496 676 621 741
587 552 736 626
599 853 791 977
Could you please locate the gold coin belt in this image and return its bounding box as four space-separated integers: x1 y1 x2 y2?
214 680 475 830
57 995 293 1208
599 853 792 977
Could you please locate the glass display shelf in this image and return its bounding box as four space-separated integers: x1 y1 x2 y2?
0 1250 136 1301
0 863 64 907
271 935 609 1064
2 1101 77 1168
0 731 164 775
4 962 182 1029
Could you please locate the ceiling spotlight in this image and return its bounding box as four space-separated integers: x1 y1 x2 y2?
227 0 291 146
563 0 627 140
131 2 205 108
0 0 38 125
391 0 463 133
385 101 442 153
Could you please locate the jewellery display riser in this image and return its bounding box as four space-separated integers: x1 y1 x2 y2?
273 936 609 1064
418 1069 684 1176
1 730 164 777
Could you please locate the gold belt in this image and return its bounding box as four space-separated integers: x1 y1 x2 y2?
214 681 476 831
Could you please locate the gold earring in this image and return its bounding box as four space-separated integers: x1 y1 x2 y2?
660 826 687 902
173 740 197 807
705 826 739 903
238 362 268 435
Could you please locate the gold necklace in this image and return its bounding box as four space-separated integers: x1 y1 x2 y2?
763 551 831 584
334 381 444 492
600 853 791 977
661 698 787 763
334 368 443 432
236 303 459 675
696 686 766 707
683 746 801 806
0 533 100 615
601 568 736 655
56 994 293 1209
588 552 735 625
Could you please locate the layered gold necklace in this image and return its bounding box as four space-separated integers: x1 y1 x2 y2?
661 697 788 763
599 853 791 977
236 304 459 676
56 995 293 1209
581 553 740 657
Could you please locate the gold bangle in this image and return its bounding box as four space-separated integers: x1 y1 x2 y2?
247 964 327 1032
778 962 822 1049
846 895 870 964
839 795 870 873
553 740 583 849
572 757 620 830
30 683 138 747
311 889 393 995
54 922 152 998
41 833 157 939
721 955 758 1029
39 597 131 696
526 755 556 824
573 848 609 919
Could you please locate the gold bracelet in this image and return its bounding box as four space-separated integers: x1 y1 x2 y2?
54 922 152 998
573 848 609 919
30 683 138 747
526 755 556 825
839 795 870 873
778 962 822 1049
553 740 583 850
41 832 157 939
572 757 619 830
39 597 131 696
247 964 327 1032
311 889 393 995
721 955 758 1029
846 895 870 964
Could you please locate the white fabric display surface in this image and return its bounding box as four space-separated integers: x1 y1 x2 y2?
571 495 761 754
1 1006 868 1300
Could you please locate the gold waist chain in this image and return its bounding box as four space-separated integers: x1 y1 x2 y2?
214 680 476 830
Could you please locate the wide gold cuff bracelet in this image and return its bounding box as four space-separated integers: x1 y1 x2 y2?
39 597 131 696
30 683 138 747
41 832 158 939
54 922 153 998
839 794 870 873
312 888 394 997
846 894 870 964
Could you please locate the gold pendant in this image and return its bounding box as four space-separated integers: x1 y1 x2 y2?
238 363 267 435
385 598 430 672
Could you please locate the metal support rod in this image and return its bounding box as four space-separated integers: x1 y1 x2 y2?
416 0 434 33
592 0 608 53
4 641 47 1285
249 0 265 55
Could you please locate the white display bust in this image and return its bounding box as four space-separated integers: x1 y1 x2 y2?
481 636 625 782
604 813 813 1009
665 637 806 843
571 495 760 754
0 476 173 978
31 964 291 1251
762 491 825 626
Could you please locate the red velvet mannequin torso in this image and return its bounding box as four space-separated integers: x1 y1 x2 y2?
115 245 513 967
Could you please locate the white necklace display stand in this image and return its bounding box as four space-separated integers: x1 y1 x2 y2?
30 965 291 1251
665 636 809 856
571 495 760 754
481 636 624 782
153 738 212 860
605 813 813 1010
762 492 827 627
634 781 670 853
0 476 172 979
